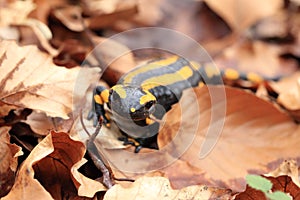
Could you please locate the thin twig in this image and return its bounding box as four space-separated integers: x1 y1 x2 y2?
86 121 114 188
80 109 91 137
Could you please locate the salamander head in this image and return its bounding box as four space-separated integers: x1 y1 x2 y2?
110 85 156 121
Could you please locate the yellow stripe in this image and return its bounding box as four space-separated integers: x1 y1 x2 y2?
123 56 180 84
139 90 156 105
111 85 127 98
141 66 193 90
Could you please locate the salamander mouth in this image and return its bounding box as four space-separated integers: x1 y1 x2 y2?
130 106 155 121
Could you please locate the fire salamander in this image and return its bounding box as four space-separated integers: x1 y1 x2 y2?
88 56 264 152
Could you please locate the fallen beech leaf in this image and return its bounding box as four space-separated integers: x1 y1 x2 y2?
266 176 300 199
51 6 84 32
131 0 162 26
2 131 54 200
0 126 23 197
0 40 99 119
2 131 106 200
216 40 296 78
160 159 211 189
0 0 36 27
236 160 300 199
84 1 138 30
22 111 56 136
266 160 300 187
160 86 300 191
204 0 283 32
71 157 107 197
90 36 136 85
104 176 232 200
270 72 300 121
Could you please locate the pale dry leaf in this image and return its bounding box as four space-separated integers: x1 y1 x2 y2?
132 0 162 26
2 131 55 200
2 131 105 199
270 73 300 110
0 40 99 119
104 176 233 200
83 0 138 30
204 0 283 32
52 6 85 32
22 111 56 136
216 40 296 77
71 158 107 197
87 36 136 85
265 159 300 187
0 0 36 27
0 126 23 197
160 86 300 192
82 0 121 14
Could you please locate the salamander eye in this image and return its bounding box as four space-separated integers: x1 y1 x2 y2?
145 100 155 109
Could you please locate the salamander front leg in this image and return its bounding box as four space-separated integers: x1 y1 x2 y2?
87 86 110 127
118 133 158 153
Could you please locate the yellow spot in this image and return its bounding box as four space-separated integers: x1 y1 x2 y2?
106 123 111 128
94 95 103 105
146 117 154 125
130 107 136 112
204 64 220 78
247 72 263 83
224 68 239 80
140 90 156 105
198 82 204 88
100 89 110 103
179 66 193 79
127 138 140 146
141 66 193 90
190 61 201 71
112 85 127 98
123 56 180 84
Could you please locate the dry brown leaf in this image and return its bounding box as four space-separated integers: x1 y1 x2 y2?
83 0 138 30
158 86 300 191
2 131 106 200
0 0 36 27
22 111 56 136
269 72 300 121
131 0 162 26
215 40 297 77
266 159 300 187
0 126 23 197
204 0 283 32
2 131 54 200
236 160 300 199
104 176 232 200
270 72 300 110
90 36 136 85
0 40 99 118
